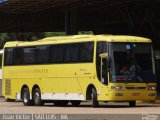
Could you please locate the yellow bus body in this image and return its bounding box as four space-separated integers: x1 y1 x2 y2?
2 35 156 102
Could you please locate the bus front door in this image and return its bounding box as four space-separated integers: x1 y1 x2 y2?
100 57 108 86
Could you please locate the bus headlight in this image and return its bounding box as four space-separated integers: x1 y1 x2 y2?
111 86 125 90
147 85 156 90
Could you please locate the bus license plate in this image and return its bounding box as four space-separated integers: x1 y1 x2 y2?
132 93 140 96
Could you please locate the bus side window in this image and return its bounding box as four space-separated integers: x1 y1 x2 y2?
50 45 64 63
102 58 108 85
23 47 36 64
4 48 13 66
36 46 49 64
64 44 78 63
13 48 23 65
78 42 94 62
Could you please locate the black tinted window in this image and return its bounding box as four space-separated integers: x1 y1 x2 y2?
23 47 36 64
79 42 94 62
13 48 23 65
4 48 13 65
37 46 49 64
97 42 107 56
50 45 64 63
64 44 78 63
4 42 94 65
96 42 107 80
96 42 107 64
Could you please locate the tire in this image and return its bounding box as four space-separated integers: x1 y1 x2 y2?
129 101 136 107
70 100 81 107
33 88 43 106
22 88 32 106
92 88 99 108
54 100 68 106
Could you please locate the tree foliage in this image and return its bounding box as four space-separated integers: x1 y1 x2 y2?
45 32 66 37
0 32 45 49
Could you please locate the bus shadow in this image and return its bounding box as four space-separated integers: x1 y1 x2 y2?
43 102 160 108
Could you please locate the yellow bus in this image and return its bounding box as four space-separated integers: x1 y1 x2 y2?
0 49 3 97
2 35 156 107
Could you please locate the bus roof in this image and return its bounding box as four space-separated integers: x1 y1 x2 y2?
4 35 151 48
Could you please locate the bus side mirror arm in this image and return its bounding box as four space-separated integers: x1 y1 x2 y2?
107 57 111 71
99 53 111 70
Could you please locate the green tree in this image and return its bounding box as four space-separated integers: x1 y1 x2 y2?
0 32 45 49
0 33 8 49
45 32 66 37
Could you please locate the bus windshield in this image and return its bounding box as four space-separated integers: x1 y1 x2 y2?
109 43 155 83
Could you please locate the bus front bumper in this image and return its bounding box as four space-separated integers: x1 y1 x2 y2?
107 90 156 101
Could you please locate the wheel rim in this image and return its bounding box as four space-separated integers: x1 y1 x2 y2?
91 89 95 100
91 93 93 99
34 92 40 104
23 91 29 103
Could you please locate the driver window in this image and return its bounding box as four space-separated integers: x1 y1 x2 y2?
102 58 108 85
96 42 108 85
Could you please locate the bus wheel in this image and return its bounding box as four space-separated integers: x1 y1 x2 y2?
22 88 32 106
129 101 136 107
54 100 68 106
70 100 81 107
92 88 99 108
33 88 42 106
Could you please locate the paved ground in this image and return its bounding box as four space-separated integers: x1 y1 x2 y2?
0 97 160 114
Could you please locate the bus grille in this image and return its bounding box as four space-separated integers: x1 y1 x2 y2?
5 79 11 95
125 87 147 90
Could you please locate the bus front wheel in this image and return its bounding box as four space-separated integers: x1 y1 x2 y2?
129 101 136 107
33 88 43 106
92 88 99 108
22 88 32 106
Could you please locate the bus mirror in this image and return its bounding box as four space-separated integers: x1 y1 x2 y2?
155 56 160 60
99 53 108 59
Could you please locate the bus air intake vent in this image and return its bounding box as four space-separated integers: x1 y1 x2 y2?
125 87 146 90
125 87 134 89
136 87 147 89
5 79 11 95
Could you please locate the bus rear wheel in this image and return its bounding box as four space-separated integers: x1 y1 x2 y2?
70 100 81 107
92 88 99 108
33 88 43 106
22 88 32 106
129 101 136 107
